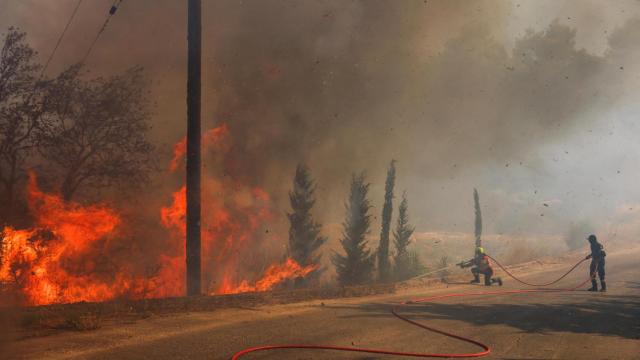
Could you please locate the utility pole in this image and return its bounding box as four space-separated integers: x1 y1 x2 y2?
186 0 201 296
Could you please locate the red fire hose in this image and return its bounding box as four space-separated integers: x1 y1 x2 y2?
487 255 589 287
231 256 593 359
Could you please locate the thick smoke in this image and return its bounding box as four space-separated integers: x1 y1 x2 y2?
2 0 640 250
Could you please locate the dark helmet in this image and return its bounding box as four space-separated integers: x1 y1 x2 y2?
587 234 597 243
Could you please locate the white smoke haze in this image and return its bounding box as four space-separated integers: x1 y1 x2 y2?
2 0 640 269
412 231 567 265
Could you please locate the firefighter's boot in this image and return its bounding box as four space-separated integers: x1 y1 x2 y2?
470 274 480 284
588 280 598 292
600 281 607 292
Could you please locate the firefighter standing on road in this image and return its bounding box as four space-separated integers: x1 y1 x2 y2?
586 234 607 292
459 247 503 286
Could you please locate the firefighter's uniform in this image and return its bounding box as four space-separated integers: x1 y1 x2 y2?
461 247 503 286
586 234 606 292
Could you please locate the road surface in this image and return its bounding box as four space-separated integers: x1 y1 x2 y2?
7 245 640 360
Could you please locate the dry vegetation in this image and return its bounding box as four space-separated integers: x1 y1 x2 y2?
1 282 397 338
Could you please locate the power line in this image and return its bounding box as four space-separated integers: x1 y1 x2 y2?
40 0 83 78
80 0 124 64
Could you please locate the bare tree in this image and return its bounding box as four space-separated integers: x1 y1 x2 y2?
0 28 42 220
37 65 155 200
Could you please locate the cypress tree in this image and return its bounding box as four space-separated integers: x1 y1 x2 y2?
287 164 326 285
377 160 396 282
393 192 416 280
474 188 482 248
332 173 375 286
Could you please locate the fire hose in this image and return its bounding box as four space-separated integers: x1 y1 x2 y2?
409 265 453 280
487 255 589 287
230 255 594 359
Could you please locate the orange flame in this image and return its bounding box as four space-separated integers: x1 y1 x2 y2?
0 123 319 306
169 124 230 172
0 173 142 306
218 258 317 294
161 123 300 296
159 179 276 296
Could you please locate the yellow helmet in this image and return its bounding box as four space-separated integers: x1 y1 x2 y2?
475 246 485 254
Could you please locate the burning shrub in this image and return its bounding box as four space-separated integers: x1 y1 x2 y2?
0 123 322 306
161 123 319 295
0 174 145 306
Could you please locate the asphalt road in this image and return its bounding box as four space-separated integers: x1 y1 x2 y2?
8 245 640 360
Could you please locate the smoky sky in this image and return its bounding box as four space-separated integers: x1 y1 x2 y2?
2 0 640 242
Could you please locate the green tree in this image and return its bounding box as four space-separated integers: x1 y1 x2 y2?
332 173 374 286
393 192 417 280
377 160 396 282
287 164 326 285
474 188 482 248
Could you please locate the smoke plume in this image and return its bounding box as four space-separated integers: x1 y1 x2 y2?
2 0 640 272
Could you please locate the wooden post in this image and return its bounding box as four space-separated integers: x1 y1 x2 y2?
186 0 201 296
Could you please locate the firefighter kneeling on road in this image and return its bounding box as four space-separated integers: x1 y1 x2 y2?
458 247 503 286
